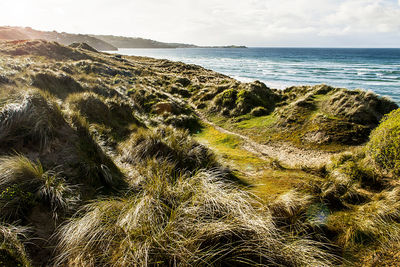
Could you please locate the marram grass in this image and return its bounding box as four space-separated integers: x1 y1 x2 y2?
55 165 337 266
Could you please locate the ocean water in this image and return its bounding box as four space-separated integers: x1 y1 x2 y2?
113 48 400 103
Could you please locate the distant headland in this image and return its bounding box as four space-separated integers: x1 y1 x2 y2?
0 26 247 51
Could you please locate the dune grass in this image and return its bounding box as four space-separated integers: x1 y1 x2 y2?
56 163 336 266
0 155 78 220
121 126 218 173
0 223 31 267
367 108 400 175
0 90 65 150
70 113 125 188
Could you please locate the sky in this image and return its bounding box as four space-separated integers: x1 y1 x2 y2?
1 0 400 47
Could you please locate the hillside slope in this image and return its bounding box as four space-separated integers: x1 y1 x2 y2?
0 26 118 51
0 40 399 266
92 34 198 48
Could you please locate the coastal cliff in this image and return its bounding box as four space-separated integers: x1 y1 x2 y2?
0 40 399 266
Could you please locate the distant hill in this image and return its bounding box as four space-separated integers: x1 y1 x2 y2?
93 34 247 49
92 34 198 49
0 26 118 51
0 26 247 50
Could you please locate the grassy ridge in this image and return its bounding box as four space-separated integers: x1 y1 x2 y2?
0 40 399 266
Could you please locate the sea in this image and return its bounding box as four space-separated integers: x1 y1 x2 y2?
113 48 400 103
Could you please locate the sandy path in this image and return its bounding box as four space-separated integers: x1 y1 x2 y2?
158 89 340 167
195 111 340 168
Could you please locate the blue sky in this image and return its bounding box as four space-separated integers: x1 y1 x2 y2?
1 0 400 47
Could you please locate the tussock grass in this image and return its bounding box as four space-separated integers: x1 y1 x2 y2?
309 147 400 253
314 152 385 210
121 126 217 172
70 113 125 188
31 71 84 99
0 155 77 220
0 223 31 267
367 108 400 175
56 165 336 266
67 92 142 143
162 113 201 132
0 90 65 150
328 187 400 248
270 190 313 222
67 92 111 124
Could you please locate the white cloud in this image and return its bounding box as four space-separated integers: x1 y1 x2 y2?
0 0 399 47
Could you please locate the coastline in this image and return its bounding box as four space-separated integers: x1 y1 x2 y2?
110 47 400 103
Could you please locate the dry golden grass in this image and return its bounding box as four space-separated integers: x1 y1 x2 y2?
56 162 337 266
0 89 65 149
0 223 31 267
0 155 78 220
121 126 218 173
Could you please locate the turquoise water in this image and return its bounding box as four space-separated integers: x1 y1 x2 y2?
114 48 400 103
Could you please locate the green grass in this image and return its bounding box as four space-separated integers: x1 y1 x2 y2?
235 114 277 129
194 123 321 201
367 108 400 175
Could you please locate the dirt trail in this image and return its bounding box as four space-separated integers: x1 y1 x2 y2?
160 89 340 167
195 111 340 168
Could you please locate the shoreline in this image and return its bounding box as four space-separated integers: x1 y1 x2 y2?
110 47 400 103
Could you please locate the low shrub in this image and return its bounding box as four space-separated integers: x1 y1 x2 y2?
163 113 201 132
213 88 237 110
250 106 268 117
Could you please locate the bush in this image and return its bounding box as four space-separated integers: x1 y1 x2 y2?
163 113 201 132
56 166 336 266
214 88 237 110
367 108 400 175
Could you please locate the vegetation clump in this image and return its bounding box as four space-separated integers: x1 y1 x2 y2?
121 126 217 172
56 166 336 267
367 108 400 175
0 90 65 150
212 81 278 117
0 155 77 220
0 223 31 267
31 71 84 99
